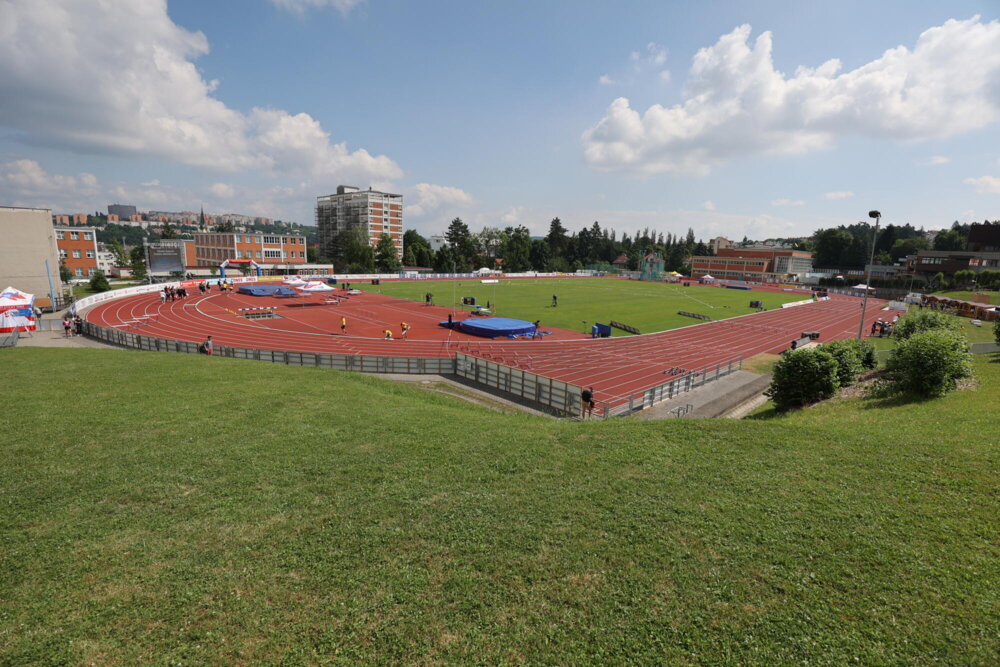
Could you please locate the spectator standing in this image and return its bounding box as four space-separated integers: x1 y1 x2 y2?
62 316 72 338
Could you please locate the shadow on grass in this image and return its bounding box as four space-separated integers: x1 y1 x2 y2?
746 406 789 420
990 352 1000 364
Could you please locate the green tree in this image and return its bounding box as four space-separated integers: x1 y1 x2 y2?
58 261 72 283
952 269 976 288
546 217 569 259
107 239 129 266
446 218 475 271
933 228 966 251
88 270 111 292
160 222 178 239
342 226 375 273
885 329 972 397
129 246 147 280
813 228 854 267
890 236 930 261
306 245 318 263
501 226 532 272
994 317 1000 346
765 348 841 411
529 239 549 271
375 233 402 272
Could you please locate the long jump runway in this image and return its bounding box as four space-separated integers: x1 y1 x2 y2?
86 287 891 402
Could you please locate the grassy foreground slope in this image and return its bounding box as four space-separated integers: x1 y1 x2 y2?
366 277 803 335
2 349 998 664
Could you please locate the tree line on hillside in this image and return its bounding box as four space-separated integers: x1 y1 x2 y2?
810 220 989 269
383 218 710 275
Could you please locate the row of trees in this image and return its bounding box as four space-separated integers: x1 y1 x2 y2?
399 218 711 274
810 220 984 269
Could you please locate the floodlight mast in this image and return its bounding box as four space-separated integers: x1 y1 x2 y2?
857 210 881 340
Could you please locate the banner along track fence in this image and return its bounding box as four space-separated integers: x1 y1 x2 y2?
81 321 456 374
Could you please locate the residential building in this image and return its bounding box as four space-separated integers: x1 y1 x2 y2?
967 222 1000 252
1 206 63 304
709 236 735 254
55 226 99 278
911 250 1000 277
316 186 403 260
429 235 447 252
689 247 813 282
108 203 137 218
193 232 307 271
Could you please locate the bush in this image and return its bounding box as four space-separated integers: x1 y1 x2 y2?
994 317 1000 346
822 339 873 386
766 348 840 411
893 310 960 341
88 270 111 293
885 329 972 398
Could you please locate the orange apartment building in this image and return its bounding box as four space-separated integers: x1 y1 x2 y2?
193 232 307 270
54 226 99 278
690 247 813 283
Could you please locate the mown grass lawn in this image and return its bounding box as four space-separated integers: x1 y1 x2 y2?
933 289 1000 305
362 277 804 335
2 348 998 663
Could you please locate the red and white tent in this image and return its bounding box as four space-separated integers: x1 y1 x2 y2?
0 286 37 333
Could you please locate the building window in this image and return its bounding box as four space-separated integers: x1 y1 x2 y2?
56 231 65 240
86 250 95 258
59 249 67 258
264 250 282 258
83 232 93 240
256 250 262 258
72 250 81 258
75 268 83 276
264 236 280 244
70 232 79 240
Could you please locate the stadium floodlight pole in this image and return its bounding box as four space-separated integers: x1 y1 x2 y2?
857 210 881 339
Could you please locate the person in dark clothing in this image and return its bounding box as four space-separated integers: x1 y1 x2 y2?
552 294 558 307
447 313 453 328
581 386 595 419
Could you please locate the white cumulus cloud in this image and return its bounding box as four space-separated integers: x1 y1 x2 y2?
583 17 1000 174
0 159 99 198
599 74 615 85
210 183 235 199
0 0 400 183
918 155 952 166
405 183 475 218
823 191 854 200
269 0 366 14
772 198 805 207
965 175 1000 193
702 200 716 211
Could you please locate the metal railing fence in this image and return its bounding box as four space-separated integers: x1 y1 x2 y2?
454 352 580 416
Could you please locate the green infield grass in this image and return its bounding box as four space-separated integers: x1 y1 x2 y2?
2 347 998 663
363 277 805 335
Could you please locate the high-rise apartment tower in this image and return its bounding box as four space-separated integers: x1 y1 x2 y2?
316 186 403 261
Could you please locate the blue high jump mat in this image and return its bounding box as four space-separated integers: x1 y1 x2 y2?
237 285 299 296
441 317 538 338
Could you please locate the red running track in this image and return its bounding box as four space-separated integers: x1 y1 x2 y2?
85 286 892 401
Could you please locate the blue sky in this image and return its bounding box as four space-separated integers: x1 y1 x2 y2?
1 0 999 240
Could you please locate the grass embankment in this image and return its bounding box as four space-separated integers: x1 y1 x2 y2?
365 277 803 335
2 348 998 663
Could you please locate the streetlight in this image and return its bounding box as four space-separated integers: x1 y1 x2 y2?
857 210 881 339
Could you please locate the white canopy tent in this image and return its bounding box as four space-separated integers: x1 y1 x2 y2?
0 286 37 333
